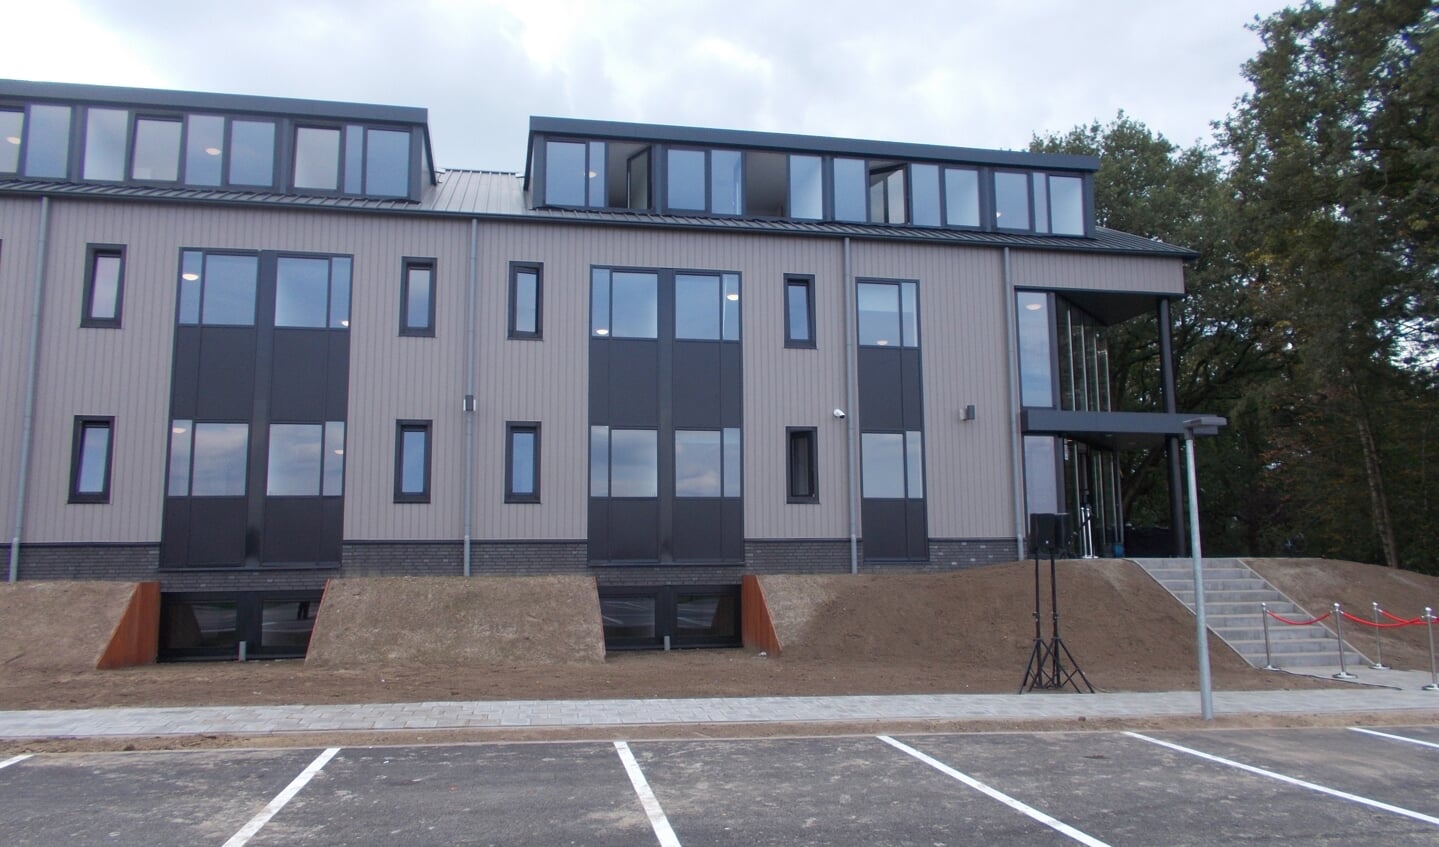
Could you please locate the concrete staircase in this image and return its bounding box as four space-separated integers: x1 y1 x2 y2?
1131 558 1370 670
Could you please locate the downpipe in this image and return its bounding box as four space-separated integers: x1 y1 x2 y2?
9 196 50 583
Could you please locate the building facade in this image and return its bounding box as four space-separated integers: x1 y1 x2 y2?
0 81 1199 657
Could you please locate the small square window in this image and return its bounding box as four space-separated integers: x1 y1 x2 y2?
69 416 114 503
505 422 540 503
400 259 435 336
395 420 431 502
787 427 818 503
784 275 815 348
508 262 542 339
82 244 125 328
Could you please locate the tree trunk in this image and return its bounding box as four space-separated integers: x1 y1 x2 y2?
1348 374 1400 567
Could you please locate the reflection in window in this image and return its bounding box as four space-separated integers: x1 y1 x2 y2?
132 118 181 181
590 425 610 497
994 171 1030 230
677 593 737 637
70 418 113 502
789 155 823 220
600 595 655 639
910 164 940 226
293 127 340 190
1032 173 1049 233
83 108 128 181
198 253 259 326
365 128 410 196
711 149 742 215
267 424 322 495
857 280 918 348
833 157 867 222
591 270 658 339
675 274 720 340
275 257 331 327
323 421 345 496
84 246 124 326
1024 435 1059 515
944 168 980 227
396 421 431 501
667 148 705 211
787 428 817 501
545 140 586 206
1049 176 1084 235
401 260 435 335
0 109 22 173
1017 291 1053 407
229 120 275 186
344 125 364 193
184 115 224 186
23 104 71 178
610 429 658 497
506 423 539 502
509 263 541 338
191 423 249 496
869 164 906 224
163 601 237 649
329 257 351 329
723 427 741 498
861 431 923 499
167 420 193 496
261 601 316 649
675 430 721 497
785 276 813 347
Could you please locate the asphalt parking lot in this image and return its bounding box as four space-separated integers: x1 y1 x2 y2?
2 726 1437 846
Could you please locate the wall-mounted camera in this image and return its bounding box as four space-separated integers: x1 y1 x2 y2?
832 408 846 419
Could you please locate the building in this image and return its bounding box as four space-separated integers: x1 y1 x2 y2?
0 80 1200 658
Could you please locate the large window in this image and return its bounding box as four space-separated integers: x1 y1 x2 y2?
784 275 815 348
591 269 658 339
177 251 259 326
674 273 740 341
266 422 344 496
69 416 114 503
944 167 981 227
543 139 649 209
787 427 817 503
994 171 1031 230
1047 175 1085 236
667 148 707 211
167 421 249 497
395 421 431 503
400 259 435 336
506 422 540 503
509 262 542 339
674 428 741 498
275 256 351 329
228 120 275 187
82 108 127 181
363 128 411 197
293 126 341 190
131 117 181 182
857 280 919 348
590 426 658 498
1017 291 1054 407
82 244 124 328
861 431 924 499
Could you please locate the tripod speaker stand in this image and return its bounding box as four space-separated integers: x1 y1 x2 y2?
1019 513 1094 694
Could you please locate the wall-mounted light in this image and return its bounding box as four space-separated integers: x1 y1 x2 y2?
962 404 976 422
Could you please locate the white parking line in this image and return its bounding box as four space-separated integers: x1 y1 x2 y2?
0 754 33 770
1350 727 1439 751
614 741 681 847
1125 732 1439 827
877 736 1111 847
221 747 340 847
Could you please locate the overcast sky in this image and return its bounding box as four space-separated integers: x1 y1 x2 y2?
2 0 1286 172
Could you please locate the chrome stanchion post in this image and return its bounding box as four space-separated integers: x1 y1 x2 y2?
1424 608 1438 692
1332 602 1357 680
1261 602 1277 670
1370 602 1389 670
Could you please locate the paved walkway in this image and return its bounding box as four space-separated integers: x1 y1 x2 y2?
1 684 1436 739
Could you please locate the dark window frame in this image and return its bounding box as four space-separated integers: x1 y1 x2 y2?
786 426 818 504
399 257 436 337
290 123 344 193
783 274 815 348
69 415 115 504
508 261 543 339
128 113 183 184
81 243 125 328
394 420 432 503
504 421 541 503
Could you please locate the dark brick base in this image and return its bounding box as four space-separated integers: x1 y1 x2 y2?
16 543 159 581
341 541 589 577
927 538 1020 568
744 539 854 574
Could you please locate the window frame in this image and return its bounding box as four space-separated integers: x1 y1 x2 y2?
81 243 125 328
786 426 818 504
508 261 543 339
128 113 183 184
399 257 436 337
394 420 432 503
504 421 541 503
68 415 115 504
290 124 343 193
783 274 816 349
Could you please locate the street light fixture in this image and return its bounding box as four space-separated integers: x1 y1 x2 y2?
1184 415 1227 720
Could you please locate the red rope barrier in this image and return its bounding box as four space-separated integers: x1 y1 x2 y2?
1378 608 1426 626
1339 610 1416 629
1266 609 1332 626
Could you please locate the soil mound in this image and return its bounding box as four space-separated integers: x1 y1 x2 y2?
1245 558 1439 671
0 581 141 671
759 560 1246 675
305 575 605 667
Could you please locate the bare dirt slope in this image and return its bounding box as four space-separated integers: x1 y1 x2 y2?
306 575 605 666
0 581 140 671
1245 557 1439 671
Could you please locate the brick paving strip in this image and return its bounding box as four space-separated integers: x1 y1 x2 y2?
0 688 1435 739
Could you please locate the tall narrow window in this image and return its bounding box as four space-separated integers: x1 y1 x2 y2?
994 171 1031 230
400 259 435 336
784 275 815 348
83 108 128 181
131 118 181 182
506 422 540 503
0 109 23 174
509 262 542 339
184 115 224 186
395 421 431 503
293 126 341 190
943 168 980 227
910 164 940 227
787 427 817 503
82 244 125 327
23 104 71 179
69 416 114 503
364 128 410 197
789 155 823 220
667 148 706 211
228 120 275 187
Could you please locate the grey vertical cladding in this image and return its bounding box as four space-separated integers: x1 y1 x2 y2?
0 198 41 533
1009 250 1185 295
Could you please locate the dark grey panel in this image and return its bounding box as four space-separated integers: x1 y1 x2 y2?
608 500 659 561
261 498 321 563
587 499 610 562
672 342 720 427
672 499 723 562
858 348 904 431
906 499 929 561
160 499 190 567
326 333 349 419
722 499 744 562
269 330 330 421
901 348 924 428
195 329 256 420
320 497 344 563
185 498 247 566
721 343 743 428
605 341 659 427
588 339 610 422
861 498 909 561
169 328 200 417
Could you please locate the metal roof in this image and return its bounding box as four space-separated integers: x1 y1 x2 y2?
0 169 1196 259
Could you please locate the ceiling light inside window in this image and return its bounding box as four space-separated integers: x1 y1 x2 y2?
1025 302 1043 311
182 272 200 281
876 339 889 346
4 136 19 145
725 293 739 301
171 425 188 434
595 328 610 336
204 147 222 156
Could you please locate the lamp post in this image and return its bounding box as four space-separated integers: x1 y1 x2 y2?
1183 415 1227 721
